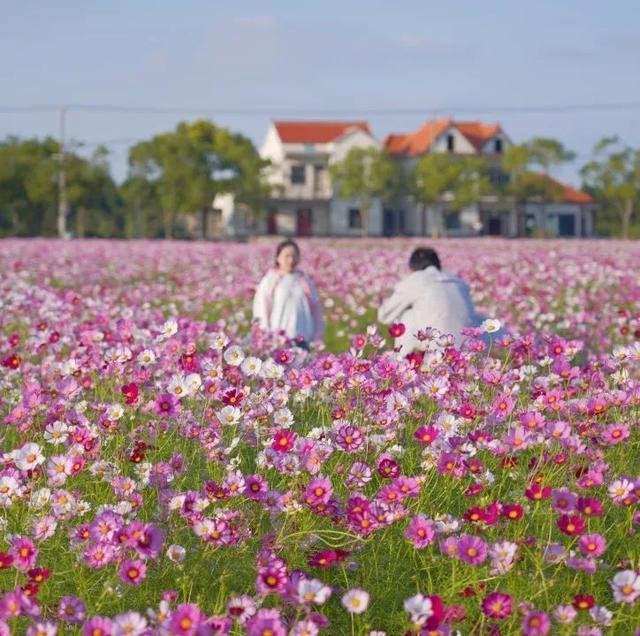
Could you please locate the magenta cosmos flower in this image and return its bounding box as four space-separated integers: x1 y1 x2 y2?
482 592 512 619
557 514 586 536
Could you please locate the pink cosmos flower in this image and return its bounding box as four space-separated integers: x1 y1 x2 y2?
82 616 114 635
118 559 147 586
10 537 38 571
303 477 332 507
578 534 607 557
405 515 436 548
335 424 363 452
168 603 204 635
457 534 488 565
58 596 87 624
551 487 578 514
246 609 286 636
522 610 551 635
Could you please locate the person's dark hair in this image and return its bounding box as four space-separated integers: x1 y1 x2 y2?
275 239 300 264
409 247 441 271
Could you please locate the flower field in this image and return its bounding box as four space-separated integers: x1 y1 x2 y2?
0 238 639 636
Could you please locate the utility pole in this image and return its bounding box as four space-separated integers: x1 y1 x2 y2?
57 105 69 239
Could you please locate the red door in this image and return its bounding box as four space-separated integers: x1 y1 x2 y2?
296 208 312 237
267 210 278 235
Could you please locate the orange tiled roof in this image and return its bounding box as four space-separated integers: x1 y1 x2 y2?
274 121 372 144
384 118 451 157
535 173 593 204
454 122 502 151
385 118 503 157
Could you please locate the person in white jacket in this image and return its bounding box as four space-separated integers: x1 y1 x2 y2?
378 247 488 352
252 240 324 348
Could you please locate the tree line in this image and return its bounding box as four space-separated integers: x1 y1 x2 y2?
1 119 638 239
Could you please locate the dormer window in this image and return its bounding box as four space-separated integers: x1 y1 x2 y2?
495 138 503 154
446 134 455 153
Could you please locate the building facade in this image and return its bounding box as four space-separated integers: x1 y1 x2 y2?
205 118 594 239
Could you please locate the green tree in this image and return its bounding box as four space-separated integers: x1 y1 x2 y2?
0 137 121 237
128 120 269 239
329 147 401 237
409 154 491 236
502 139 575 236
580 137 640 239
0 136 59 236
65 145 123 238
120 174 160 238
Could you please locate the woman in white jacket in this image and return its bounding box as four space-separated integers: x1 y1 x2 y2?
378 247 488 352
252 240 324 348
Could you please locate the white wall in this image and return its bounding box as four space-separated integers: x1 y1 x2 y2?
431 126 476 154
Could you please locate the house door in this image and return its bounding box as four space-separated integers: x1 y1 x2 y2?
383 209 395 237
267 210 278 235
296 208 312 237
558 214 575 237
487 216 502 236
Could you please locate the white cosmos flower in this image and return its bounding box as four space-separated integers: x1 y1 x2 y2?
157 318 178 341
611 570 640 604
30 487 51 509
218 405 242 426
241 356 262 377
0 475 20 506
137 349 157 366
403 594 433 626
261 359 284 379
60 358 79 376
298 579 332 605
223 345 245 366
43 421 70 445
15 443 45 471
482 318 502 334
184 373 202 396
209 333 230 350
107 404 124 420
341 589 369 614
166 544 186 562
167 375 190 399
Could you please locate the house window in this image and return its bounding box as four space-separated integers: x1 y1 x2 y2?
291 165 306 184
446 134 455 153
349 208 362 229
494 138 503 153
445 212 460 230
489 166 509 187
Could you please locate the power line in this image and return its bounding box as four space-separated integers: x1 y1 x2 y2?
1 101 640 117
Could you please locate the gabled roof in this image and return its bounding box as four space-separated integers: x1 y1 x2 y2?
454 122 502 151
384 118 503 157
273 121 372 144
534 173 593 204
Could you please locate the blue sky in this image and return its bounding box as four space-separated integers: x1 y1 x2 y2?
1 0 639 184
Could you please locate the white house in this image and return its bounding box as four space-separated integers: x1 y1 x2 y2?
383 118 594 238
204 117 594 239
209 120 383 238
